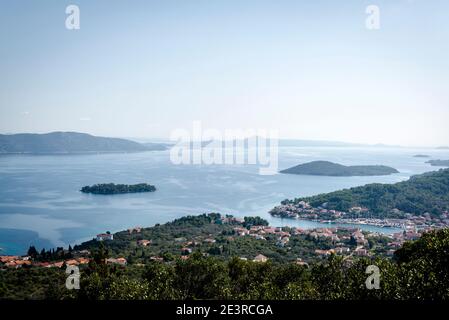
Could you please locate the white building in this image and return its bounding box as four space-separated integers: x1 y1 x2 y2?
96 233 113 241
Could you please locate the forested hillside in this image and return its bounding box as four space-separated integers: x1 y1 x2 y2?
286 169 449 217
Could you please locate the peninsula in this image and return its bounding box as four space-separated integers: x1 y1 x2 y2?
270 168 449 229
2 213 449 300
0 132 170 154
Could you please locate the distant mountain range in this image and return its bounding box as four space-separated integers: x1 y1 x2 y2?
0 132 170 154
280 161 399 176
278 139 398 148
199 137 403 149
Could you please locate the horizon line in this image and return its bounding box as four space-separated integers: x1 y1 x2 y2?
1 130 448 149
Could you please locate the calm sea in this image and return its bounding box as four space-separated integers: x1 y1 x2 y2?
1 146 448 255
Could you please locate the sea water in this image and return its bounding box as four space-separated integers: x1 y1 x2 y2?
1 146 448 255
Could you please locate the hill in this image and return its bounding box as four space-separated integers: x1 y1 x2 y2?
0 132 169 154
73 213 392 265
2 215 449 300
280 168 449 218
280 161 399 176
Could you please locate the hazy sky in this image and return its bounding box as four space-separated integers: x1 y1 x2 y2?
1 0 448 146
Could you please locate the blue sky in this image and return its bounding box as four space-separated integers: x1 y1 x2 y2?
1 0 448 146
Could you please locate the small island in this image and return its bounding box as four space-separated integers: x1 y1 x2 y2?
280 161 399 176
413 154 430 158
81 183 156 195
426 160 449 167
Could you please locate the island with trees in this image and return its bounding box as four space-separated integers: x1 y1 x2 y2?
413 154 430 158
426 159 449 167
81 183 156 195
280 161 399 176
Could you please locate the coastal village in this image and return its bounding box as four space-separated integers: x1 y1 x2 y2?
0 212 439 270
269 200 449 230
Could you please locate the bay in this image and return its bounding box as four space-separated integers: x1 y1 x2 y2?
1 146 448 255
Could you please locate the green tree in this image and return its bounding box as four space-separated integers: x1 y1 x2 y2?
173 252 230 299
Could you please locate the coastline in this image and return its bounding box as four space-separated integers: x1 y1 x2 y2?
268 216 404 234
302 218 404 229
1 147 448 256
